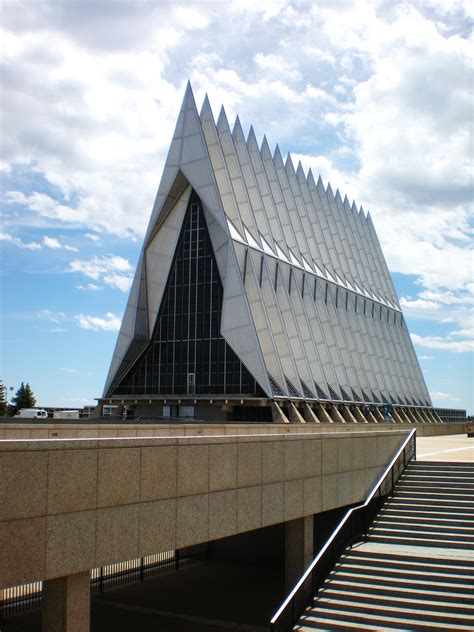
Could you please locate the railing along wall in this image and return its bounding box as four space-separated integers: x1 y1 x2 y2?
1 544 209 615
270 428 417 632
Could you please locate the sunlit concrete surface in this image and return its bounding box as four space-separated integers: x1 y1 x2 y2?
416 433 473 462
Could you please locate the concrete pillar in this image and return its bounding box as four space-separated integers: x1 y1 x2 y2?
271 401 290 424
42 572 90 632
303 403 320 423
289 402 306 424
398 408 412 424
405 408 419 424
285 516 313 593
368 411 378 423
392 408 404 424
330 406 346 423
373 408 385 423
317 404 334 423
342 405 357 423
418 408 432 424
428 408 442 423
353 406 368 423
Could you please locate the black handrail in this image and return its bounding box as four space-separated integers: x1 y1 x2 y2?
270 428 416 631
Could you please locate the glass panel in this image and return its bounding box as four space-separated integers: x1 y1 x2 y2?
110 192 264 398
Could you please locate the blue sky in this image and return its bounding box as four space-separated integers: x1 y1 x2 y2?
1 0 472 413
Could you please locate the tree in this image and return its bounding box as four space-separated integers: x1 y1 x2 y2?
0 380 6 416
10 382 37 415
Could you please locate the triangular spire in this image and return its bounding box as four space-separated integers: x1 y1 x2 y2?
260 135 272 160
335 188 342 204
247 125 259 153
216 105 230 133
285 153 296 175
326 182 334 198
316 174 325 192
199 93 215 124
273 143 284 166
296 161 306 184
232 115 245 143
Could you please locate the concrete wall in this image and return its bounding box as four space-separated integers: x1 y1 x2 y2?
0 429 408 590
0 420 465 440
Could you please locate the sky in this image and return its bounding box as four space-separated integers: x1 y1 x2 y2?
1 0 472 413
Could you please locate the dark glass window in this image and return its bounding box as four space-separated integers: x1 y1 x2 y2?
285 377 301 398
110 193 264 398
314 381 329 400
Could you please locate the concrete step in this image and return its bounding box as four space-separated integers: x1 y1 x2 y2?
300 606 473 631
318 587 474 615
340 553 474 576
369 524 474 540
378 510 474 527
326 570 474 593
399 473 474 487
312 597 474 627
394 483 474 499
347 548 474 568
394 490 474 500
398 481 474 491
324 577 474 604
333 562 473 585
372 519 474 535
382 500 474 514
368 533 474 549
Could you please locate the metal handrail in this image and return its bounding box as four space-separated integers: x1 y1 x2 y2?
270 428 416 631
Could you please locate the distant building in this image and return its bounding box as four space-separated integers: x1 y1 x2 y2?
433 408 466 423
99 84 435 422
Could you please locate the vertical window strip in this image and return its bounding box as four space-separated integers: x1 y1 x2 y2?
259 254 264 287
289 268 293 295
274 260 279 291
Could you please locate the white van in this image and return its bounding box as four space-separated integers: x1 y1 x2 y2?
14 408 48 419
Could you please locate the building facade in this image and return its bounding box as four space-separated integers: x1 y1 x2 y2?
99 83 437 423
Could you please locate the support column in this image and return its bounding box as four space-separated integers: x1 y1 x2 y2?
342 405 357 423
392 408 404 424
405 408 419 423
373 408 385 423
330 405 346 423
398 409 412 424
303 403 320 423
42 572 90 632
289 403 306 424
429 408 443 423
317 404 333 423
285 516 313 593
353 406 368 423
368 411 378 423
418 408 432 424
271 401 290 424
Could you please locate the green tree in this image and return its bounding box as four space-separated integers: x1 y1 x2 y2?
0 380 6 416
10 382 37 415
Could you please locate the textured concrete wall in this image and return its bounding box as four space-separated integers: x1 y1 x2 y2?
0 429 408 590
0 421 465 440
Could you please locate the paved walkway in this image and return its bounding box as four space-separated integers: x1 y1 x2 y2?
417 433 473 462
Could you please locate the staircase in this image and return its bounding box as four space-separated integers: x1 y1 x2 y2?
296 461 474 630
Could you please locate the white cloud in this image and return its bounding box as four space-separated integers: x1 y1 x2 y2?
75 283 102 292
43 235 78 251
60 367 78 373
75 312 121 331
38 309 67 323
0 231 41 250
84 232 102 244
411 332 474 353
69 254 133 291
400 297 440 311
430 391 460 402
418 355 434 360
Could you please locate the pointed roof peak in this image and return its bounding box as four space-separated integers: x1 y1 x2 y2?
326 182 334 197
296 161 305 181
359 206 366 219
247 125 259 151
317 174 324 189
232 115 245 143
273 143 284 164
285 152 295 171
217 105 230 132
335 188 342 203
261 135 272 159
307 168 316 187
182 80 197 111
199 92 215 123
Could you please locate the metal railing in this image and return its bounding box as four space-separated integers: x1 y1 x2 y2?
1 545 211 614
270 428 416 632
